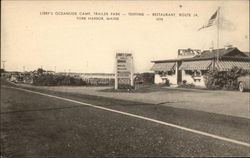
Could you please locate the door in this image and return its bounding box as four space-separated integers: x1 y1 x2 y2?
177 70 182 84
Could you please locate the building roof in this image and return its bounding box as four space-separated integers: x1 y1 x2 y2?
152 47 250 63
151 62 176 72
243 52 250 57
194 47 247 58
179 60 212 70
216 60 250 71
152 57 214 63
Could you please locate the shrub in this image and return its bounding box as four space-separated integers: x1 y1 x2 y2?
118 84 134 90
178 83 195 88
177 80 195 88
182 80 187 85
165 78 170 86
204 66 249 90
134 73 154 85
32 74 87 86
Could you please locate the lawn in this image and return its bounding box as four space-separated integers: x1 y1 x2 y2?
7 80 250 118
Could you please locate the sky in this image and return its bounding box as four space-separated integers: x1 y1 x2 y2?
1 0 249 73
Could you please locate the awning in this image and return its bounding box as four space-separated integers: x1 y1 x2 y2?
151 62 176 72
216 60 250 71
179 60 212 70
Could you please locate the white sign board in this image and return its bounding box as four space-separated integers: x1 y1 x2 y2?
115 53 134 89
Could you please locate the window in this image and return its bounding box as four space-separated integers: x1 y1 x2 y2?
185 70 194 75
193 70 202 82
194 70 201 77
201 70 208 75
167 70 175 75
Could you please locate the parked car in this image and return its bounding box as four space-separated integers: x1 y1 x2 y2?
237 74 250 92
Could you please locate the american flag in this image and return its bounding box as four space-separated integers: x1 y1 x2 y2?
198 9 219 31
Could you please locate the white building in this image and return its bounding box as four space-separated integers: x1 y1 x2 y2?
151 47 250 87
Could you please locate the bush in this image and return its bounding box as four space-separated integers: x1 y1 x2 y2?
134 73 154 85
204 66 249 90
118 84 134 90
178 83 195 88
182 80 187 85
178 80 195 88
165 78 170 86
32 74 116 86
83 78 114 86
32 74 87 86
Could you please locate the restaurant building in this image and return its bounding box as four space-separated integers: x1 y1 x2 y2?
151 47 250 87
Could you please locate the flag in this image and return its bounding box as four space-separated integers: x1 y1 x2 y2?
198 8 219 31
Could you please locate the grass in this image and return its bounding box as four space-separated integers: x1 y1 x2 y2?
100 83 211 93
2 78 249 119
99 84 167 93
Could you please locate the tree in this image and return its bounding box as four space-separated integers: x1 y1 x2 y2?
0 69 5 73
37 68 45 75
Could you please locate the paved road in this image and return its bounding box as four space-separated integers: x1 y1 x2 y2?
1 83 250 157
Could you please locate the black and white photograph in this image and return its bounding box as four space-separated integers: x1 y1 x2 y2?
1 0 249 157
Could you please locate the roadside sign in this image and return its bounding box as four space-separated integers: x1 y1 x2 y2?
115 53 134 89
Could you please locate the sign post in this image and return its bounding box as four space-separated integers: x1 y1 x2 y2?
115 53 134 89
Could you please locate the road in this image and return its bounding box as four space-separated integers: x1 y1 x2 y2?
1 82 250 157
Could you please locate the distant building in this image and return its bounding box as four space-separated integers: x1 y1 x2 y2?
44 70 55 74
151 47 250 87
80 73 115 79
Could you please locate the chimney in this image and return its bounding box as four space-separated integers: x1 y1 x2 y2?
224 44 233 49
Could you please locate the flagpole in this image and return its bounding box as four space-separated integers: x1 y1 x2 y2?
216 7 220 65
198 7 220 71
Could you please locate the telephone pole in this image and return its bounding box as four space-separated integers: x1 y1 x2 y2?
2 61 6 70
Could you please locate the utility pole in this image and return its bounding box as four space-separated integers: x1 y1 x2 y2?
23 66 26 72
2 61 6 70
115 54 118 89
54 66 56 72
